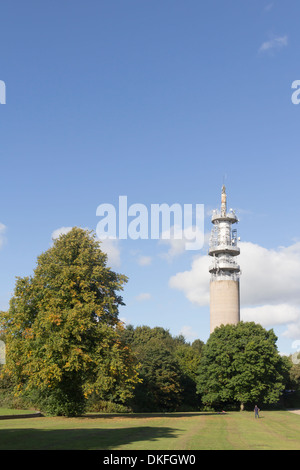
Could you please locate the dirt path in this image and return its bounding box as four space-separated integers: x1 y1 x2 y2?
287 409 300 415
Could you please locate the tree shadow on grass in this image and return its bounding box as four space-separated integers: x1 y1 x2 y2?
0 425 180 450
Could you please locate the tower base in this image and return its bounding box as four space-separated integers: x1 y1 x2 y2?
210 280 240 333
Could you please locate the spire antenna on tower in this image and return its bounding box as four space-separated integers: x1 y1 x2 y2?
221 184 227 217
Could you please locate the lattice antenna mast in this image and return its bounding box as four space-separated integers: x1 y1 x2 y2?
209 185 240 281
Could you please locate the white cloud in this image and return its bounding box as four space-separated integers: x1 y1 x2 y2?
169 240 300 339
282 323 300 341
179 325 198 342
135 292 151 302
169 254 210 305
138 255 152 266
241 304 300 328
99 238 121 268
51 226 73 240
239 241 300 306
259 35 288 53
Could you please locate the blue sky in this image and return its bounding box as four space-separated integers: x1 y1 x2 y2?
1 1 300 355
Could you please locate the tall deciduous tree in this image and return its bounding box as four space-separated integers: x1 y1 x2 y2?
0 227 139 416
197 322 289 410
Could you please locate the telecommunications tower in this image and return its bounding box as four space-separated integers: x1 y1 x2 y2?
209 185 241 333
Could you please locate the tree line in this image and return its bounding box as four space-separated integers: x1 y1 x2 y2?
0 228 299 416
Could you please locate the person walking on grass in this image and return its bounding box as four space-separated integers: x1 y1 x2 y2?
254 405 260 418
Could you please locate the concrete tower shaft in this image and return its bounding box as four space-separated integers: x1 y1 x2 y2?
209 186 241 333
210 280 240 332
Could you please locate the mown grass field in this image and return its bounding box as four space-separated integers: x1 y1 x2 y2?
0 410 300 450
0 408 38 416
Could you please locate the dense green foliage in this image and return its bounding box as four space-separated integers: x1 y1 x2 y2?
121 325 204 411
197 322 290 410
0 228 140 416
0 227 298 415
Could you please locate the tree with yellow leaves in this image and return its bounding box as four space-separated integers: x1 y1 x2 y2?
0 228 139 416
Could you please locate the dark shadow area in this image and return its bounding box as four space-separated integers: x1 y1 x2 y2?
0 425 179 450
81 412 223 419
0 412 43 420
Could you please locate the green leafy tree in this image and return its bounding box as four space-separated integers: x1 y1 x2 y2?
280 354 300 408
0 227 139 416
122 325 203 411
175 341 204 382
130 337 183 411
175 341 204 410
197 322 289 410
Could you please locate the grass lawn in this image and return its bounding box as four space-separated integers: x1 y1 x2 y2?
0 410 300 450
0 407 39 416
